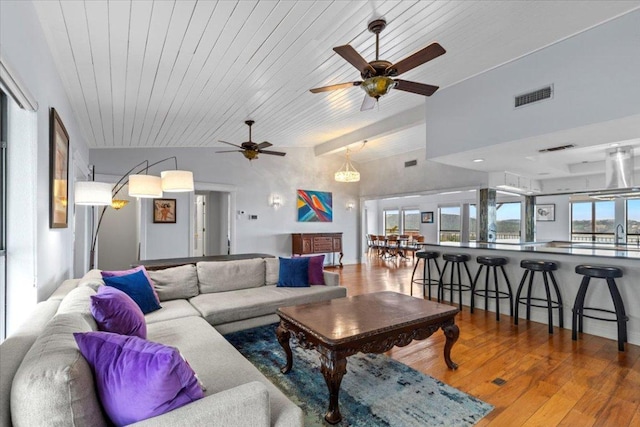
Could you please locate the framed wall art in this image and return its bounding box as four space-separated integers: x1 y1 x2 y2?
297 189 332 222
421 211 434 223
536 204 555 222
153 198 177 223
50 108 69 228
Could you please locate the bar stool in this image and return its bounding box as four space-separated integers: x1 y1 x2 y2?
514 260 563 334
572 264 628 351
471 256 513 321
410 251 441 298
438 253 473 310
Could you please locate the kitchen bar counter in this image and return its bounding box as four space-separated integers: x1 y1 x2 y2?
418 242 639 347
422 240 640 259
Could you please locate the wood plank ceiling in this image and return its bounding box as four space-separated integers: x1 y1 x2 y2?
33 0 640 163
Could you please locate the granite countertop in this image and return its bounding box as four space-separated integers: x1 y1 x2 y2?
419 241 640 260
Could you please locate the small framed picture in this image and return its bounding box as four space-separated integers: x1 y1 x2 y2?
153 199 176 223
536 204 555 222
421 211 434 223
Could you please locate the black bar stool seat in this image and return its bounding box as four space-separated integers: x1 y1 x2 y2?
410 251 441 299
514 259 563 334
572 264 627 351
438 253 473 310
471 256 513 321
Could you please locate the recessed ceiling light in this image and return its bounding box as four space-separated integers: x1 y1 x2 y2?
472 158 484 163
610 143 620 147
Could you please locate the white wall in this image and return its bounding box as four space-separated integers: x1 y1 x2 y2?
1 0 91 334
424 10 640 159
358 148 487 198
90 147 361 265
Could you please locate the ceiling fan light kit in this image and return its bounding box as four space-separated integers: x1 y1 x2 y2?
310 18 445 111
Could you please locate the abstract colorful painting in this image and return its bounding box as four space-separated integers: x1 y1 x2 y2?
297 190 332 222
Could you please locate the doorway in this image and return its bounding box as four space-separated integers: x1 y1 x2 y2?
191 191 231 256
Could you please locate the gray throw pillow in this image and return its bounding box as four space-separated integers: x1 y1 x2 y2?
148 264 199 301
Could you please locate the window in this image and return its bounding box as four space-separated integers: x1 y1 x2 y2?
496 202 521 242
439 206 460 242
571 201 615 242
627 200 640 245
383 209 399 235
402 209 421 236
1 89 6 341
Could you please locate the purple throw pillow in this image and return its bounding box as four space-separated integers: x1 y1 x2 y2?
91 286 147 338
101 265 160 303
308 254 325 285
74 332 204 426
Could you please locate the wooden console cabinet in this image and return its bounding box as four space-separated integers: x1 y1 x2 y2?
291 232 343 268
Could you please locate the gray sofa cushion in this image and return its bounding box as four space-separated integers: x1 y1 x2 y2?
197 259 265 293
56 285 97 316
0 300 61 427
11 313 107 427
265 258 279 286
189 285 347 326
144 299 201 324
147 316 302 427
148 264 199 301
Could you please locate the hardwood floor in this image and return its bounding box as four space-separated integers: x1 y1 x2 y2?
331 255 640 426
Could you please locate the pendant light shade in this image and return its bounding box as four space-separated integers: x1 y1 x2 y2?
128 174 163 198
74 181 112 206
335 149 360 183
161 170 194 192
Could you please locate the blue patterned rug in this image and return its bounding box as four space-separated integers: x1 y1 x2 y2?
225 324 493 427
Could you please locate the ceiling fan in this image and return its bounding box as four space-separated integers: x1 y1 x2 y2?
310 18 445 111
217 120 286 161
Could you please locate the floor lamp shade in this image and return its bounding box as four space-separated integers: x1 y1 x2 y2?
74 181 112 206
161 170 194 192
128 174 163 198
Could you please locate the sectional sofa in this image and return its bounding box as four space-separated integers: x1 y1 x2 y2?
0 257 347 426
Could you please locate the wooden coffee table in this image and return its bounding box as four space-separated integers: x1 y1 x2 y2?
276 291 460 424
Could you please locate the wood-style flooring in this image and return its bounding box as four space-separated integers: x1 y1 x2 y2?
331 255 640 426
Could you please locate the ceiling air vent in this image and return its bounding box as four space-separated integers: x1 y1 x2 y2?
538 144 575 153
515 85 553 108
404 160 418 168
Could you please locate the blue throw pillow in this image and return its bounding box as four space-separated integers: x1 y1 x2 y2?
277 257 310 287
103 270 162 314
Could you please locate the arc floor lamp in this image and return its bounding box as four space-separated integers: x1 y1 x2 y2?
74 156 194 269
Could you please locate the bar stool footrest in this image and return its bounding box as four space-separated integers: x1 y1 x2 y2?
517 297 561 310
473 289 511 300
574 306 629 323
412 278 440 285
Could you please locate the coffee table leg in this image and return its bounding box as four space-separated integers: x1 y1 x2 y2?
442 322 460 370
276 323 293 374
319 350 347 424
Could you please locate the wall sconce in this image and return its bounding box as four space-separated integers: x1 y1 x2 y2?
271 195 281 208
346 201 355 211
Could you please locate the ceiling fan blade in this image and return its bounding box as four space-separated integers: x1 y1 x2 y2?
218 140 243 148
256 141 272 149
259 150 286 157
333 45 376 75
310 81 361 93
386 42 446 76
215 150 243 153
360 94 376 111
394 79 439 96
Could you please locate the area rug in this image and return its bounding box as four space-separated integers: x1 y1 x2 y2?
224 324 493 427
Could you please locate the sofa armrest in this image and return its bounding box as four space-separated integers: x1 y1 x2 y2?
323 270 340 287
128 381 270 427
